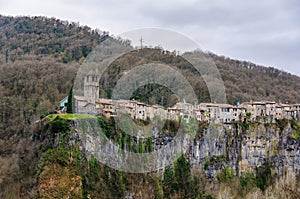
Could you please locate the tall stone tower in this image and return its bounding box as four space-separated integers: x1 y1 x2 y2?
84 73 99 104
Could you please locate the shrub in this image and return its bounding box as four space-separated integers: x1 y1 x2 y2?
217 167 234 183
50 116 70 134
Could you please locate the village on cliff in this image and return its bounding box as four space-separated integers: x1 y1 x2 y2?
64 74 300 123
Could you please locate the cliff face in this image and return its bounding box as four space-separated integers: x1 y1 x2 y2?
33 116 300 198
188 121 300 179
74 116 300 179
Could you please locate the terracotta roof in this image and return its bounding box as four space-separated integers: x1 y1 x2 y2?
243 101 266 105
168 106 184 110
136 101 148 106
217 104 234 108
242 101 276 106
193 108 205 111
279 104 293 107
98 98 113 104
200 103 219 107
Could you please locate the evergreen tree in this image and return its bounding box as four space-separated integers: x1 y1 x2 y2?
163 165 175 198
5 49 8 63
67 86 73 113
147 137 153 152
174 154 191 197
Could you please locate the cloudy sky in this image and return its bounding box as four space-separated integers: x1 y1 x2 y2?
1 0 300 76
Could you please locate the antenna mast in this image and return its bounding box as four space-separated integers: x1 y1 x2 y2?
140 36 144 49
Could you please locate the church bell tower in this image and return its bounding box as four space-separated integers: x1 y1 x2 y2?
84 73 99 104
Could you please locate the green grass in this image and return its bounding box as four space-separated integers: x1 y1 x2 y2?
46 113 99 121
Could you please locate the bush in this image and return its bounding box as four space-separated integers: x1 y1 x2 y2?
50 116 70 134
217 167 234 183
255 163 273 192
239 172 257 195
42 147 70 166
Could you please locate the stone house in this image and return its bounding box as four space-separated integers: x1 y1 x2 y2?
275 104 284 120
233 107 246 122
265 101 276 122
280 104 293 119
176 101 194 121
200 103 220 123
241 101 278 122
96 98 116 118
115 99 135 118
193 108 206 121
242 101 267 122
167 105 183 121
151 105 167 120
294 104 300 120
218 104 235 123
132 100 150 121
285 109 296 120
265 101 276 116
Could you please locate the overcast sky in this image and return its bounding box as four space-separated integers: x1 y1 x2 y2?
1 0 300 76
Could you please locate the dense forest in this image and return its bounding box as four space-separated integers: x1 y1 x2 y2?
0 15 300 198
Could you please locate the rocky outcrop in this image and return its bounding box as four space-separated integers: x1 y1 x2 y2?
188 121 300 179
